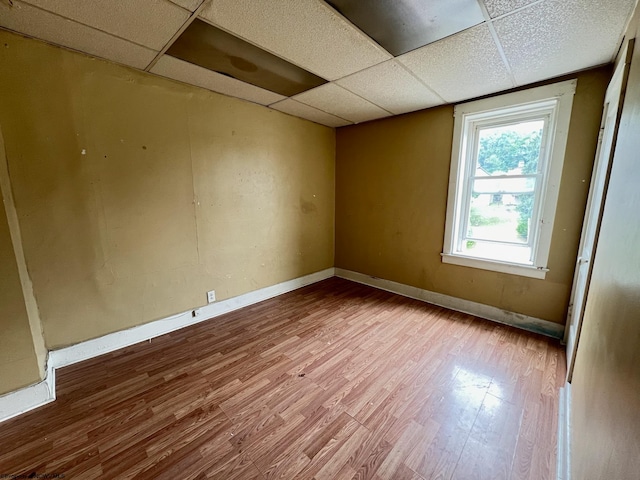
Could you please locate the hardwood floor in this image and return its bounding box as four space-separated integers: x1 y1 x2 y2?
0 278 565 479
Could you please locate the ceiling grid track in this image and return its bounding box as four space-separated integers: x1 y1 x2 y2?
304 83 395 120
395 60 449 105
477 0 519 88
145 0 209 72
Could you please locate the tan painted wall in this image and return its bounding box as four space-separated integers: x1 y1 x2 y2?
0 196 40 394
570 16 640 480
1 128 48 380
336 68 610 324
0 30 335 349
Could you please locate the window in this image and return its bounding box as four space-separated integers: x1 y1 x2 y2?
442 80 576 279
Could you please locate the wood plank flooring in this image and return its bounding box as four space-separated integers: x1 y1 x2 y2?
0 278 565 479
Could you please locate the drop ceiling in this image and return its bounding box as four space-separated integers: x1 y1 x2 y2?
0 0 636 127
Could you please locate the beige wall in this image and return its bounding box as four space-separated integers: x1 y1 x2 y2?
0 195 40 394
570 16 640 480
335 67 610 324
0 30 335 349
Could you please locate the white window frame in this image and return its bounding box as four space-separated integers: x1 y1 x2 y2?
442 80 576 279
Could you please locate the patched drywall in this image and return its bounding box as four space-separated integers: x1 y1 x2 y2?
0 30 335 349
335 67 610 324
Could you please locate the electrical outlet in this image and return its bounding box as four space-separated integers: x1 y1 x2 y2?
207 290 216 304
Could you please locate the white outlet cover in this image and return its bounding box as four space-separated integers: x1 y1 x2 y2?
207 290 216 303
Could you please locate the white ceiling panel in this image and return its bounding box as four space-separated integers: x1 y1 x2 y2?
150 55 286 106
494 0 636 85
336 60 445 115
199 0 392 81
269 99 352 128
0 1 158 69
0 0 636 127
293 83 392 124
20 0 190 51
168 0 203 12
398 24 515 103
481 0 539 18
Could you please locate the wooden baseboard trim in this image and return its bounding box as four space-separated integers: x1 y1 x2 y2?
0 268 334 424
557 382 572 480
335 268 565 339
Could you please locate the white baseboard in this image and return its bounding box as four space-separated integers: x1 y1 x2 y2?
49 267 335 369
0 267 334 423
0 358 55 423
0 266 565 424
557 382 572 480
335 268 565 339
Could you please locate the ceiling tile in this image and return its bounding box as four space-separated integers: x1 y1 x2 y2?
482 0 538 18
166 19 326 97
150 55 285 105
293 83 391 124
397 24 514 103
336 60 445 115
0 1 157 69
20 0 190 50
327 0 485 56
269 99 352 128
494 0 636 85
199 0 391 81
168 0 203 12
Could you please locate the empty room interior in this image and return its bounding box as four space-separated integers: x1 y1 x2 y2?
0 0 639 479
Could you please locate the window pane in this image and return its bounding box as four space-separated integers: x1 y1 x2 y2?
444 81 576 275
476 120 544 175
466 192 534 244
460 240 533 264
466 120 541 255
472 176 536 195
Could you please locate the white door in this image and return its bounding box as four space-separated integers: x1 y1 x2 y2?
565 40 634 381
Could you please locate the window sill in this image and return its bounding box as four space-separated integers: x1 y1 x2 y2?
441 253 548 279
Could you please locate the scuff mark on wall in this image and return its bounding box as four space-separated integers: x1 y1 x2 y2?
300 197 318 214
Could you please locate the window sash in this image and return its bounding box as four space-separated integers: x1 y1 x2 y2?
455 111 554 261
463 236 531 247
469 174 540 181
442 80 576 279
